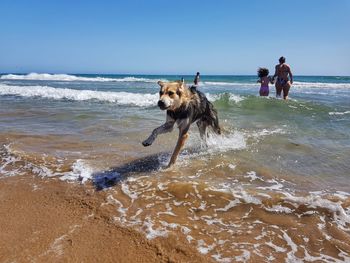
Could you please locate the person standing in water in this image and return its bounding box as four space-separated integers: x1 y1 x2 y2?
193 72 200 86
272 56 293 100
257 67 273 96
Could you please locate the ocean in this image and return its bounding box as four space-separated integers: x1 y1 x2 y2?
1 73 349 262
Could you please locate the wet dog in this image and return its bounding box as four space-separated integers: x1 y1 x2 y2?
142 80 221 167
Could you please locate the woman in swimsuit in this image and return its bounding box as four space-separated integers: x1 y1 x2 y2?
272 56 293 100
257 67 273 96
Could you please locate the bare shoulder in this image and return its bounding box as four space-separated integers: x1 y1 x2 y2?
284 64 292 73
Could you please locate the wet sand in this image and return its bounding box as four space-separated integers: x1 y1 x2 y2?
0 175 211 263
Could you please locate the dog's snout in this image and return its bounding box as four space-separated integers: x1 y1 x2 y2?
158 100 165 108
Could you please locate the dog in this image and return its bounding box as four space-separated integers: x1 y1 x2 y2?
142 80 221 167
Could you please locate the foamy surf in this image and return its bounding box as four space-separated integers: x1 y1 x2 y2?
329 111 350 116
0 73 166 83
0 143 97 184
59 159 94 183
1 139 350 262
206 93 245 103
0 84 159 107
2 74 350 90
101 173 350 262
0 84 248 106
202 80 350 89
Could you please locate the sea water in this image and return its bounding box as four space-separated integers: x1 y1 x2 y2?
1 73 349 262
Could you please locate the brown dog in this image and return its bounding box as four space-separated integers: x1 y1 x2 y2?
142 80 221 167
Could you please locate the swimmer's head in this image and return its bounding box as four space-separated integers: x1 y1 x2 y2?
258 67 269 78
279 56 286 64
196 72 200 76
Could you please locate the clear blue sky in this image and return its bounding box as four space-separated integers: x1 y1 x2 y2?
1 0 349 75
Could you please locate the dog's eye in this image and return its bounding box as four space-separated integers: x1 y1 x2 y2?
168 91 174 96
159 91 164 96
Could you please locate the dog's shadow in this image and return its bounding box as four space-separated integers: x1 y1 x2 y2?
92 153 168 190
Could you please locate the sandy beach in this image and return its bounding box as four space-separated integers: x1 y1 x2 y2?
0 175 211 263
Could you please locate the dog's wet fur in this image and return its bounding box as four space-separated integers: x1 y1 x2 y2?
142 80 221 167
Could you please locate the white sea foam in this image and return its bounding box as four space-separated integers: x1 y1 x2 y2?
0 144 23 177
121 182 139 201
0 73 164 83
265 241 287 253
257 179 284 191
293 81 350 89
203 81 256 87
229 188 262 205
143 217 168 239
281 230 301 262
203 80 350 89
2 74 349 89
211 254 232 263
215 199 241 212
250 128 286 138
329 111 350 116
206 93 245 103
283 193 350 229
197 239 216 255
244 171 263 182
0 84 246 106
264 205 293 214
1 144 95 182
228 164 237 170
0 84 159 106
234 250 251 262
59 159 94 183
228 94 245 103
205 131 247 153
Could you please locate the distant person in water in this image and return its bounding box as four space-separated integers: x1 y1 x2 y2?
193 72 200 86
257 67 273 96
272 56 293 100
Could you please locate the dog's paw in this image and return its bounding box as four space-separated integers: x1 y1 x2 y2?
142 140 152 147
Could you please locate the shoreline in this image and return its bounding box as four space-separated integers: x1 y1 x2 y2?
0 175 211 263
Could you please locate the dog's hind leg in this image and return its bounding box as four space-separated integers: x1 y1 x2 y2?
196 120 208 140
213 115 221 135
207 101 221 135
210 109 221 135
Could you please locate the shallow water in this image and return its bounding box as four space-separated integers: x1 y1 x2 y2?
1 73 349 262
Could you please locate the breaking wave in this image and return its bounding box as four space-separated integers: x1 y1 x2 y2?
329 111 350 116
0 73 164 83
0 84 246 106
2 74 349 89
0 84 159 107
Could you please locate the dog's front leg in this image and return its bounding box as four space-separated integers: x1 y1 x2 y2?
167 125 190 167
142 121 174 147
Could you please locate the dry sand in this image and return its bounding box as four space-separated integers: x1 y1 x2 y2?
0 175 212 263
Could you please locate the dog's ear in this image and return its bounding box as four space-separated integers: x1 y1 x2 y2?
180 80 186 90
176 81 186 96
157 81 164 87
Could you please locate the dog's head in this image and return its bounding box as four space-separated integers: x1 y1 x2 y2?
157 80 187 111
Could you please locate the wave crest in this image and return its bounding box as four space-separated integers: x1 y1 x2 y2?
0 73 164 83
0 84 159 107
0 84 248 106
